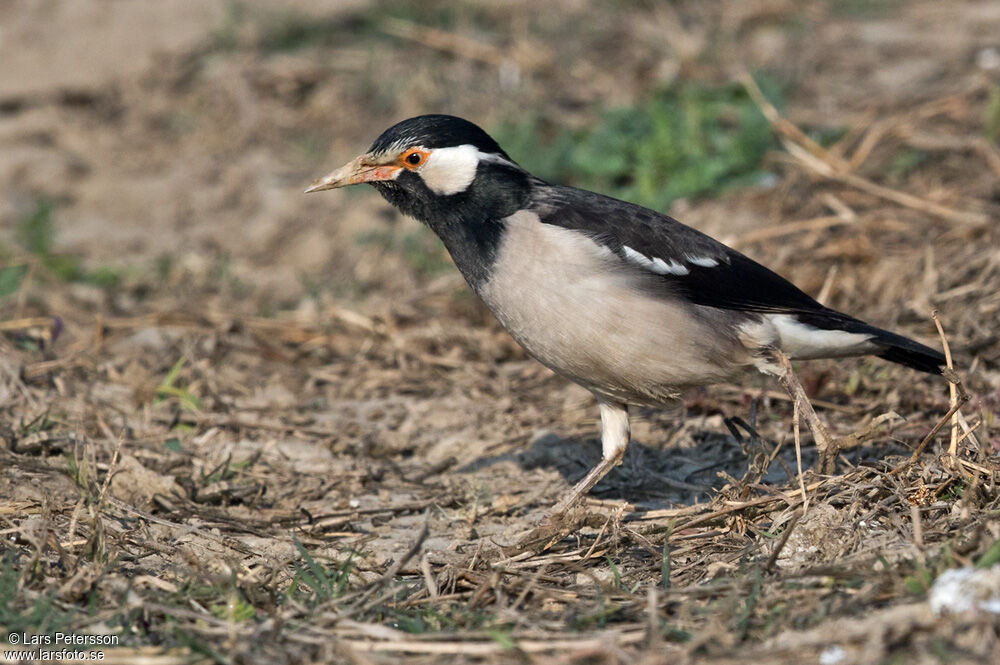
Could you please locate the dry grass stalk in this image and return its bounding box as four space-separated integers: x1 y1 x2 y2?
765 510 802 571
891 383 969 476
932 310 960 456
0 316 56 332
910 504 924 550
740 70 990 228
2 5 997 664
730 215 854 249
770 348 835 474
342 630 647 655
793 398 808 514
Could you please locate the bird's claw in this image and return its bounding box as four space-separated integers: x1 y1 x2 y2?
502 506 602 556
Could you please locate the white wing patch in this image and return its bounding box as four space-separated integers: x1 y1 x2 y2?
686 255 719 268
622 246 690 275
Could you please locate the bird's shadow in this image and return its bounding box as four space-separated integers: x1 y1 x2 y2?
460 426 908 510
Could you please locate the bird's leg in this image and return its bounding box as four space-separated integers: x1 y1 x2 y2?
549 399 630 515
769 348 837 473
512 399 629 553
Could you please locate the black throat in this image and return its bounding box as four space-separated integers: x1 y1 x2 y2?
372 162 533 289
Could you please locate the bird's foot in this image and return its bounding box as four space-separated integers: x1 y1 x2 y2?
504 505 601 556
505 444 624 555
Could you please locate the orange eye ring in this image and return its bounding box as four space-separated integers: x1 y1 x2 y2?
400 149 429 168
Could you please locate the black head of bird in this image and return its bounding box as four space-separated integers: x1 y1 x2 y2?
307 114 945 533
307 116 533 286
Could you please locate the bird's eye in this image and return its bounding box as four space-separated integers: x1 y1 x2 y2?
405 151 423 165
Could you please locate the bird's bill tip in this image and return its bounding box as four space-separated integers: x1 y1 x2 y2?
303 179 336 194
304 155 399 193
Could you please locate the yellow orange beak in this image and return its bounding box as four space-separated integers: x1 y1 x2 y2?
304 154 401 193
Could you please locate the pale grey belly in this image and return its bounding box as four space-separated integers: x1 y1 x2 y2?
478 214 755 405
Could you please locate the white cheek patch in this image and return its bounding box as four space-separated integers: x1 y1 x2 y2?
418 144 482 195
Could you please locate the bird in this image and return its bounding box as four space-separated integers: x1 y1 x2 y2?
306 114 944 529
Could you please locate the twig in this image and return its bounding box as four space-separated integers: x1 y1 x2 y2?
910 504 924 550
380 17 533 70
341 630 647 654
770 348 835 475
107 496 255 555
889 385 968 476
730 215 855 249
663 479 827 532
932 310 959 456
787 142 988 227
740 70 989 228
793 399 808 514
646 585 659 646
0 317 56 332
846 117 893 170
956 411 983 449
420 554 438 601
765 510 803 571
583 511 614 561
348 514 430 614
152 411 340 437
816 264 839 306
739 70 849 172
899 129 1000 181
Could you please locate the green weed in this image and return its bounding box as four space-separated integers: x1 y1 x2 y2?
495 76 783 211
0 555 86 642
830 0 897 18
155 358 202 412
903 565 935 595
890 148 930 179
976 538 1000 568
12 198 121 288
0 264 28 299
210 593 256 623
734 566 763 639
287 538 354 606
985 84 1000 142
486 628 515 649
17 198 56 257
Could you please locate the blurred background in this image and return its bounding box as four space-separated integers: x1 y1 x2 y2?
2 2 1000 663
2 0 997 324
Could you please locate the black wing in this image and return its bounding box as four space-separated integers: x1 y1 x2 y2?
531 184 827 315
529 184 945 373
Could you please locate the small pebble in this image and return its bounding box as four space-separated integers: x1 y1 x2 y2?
976 47 1000 71
820 645 846 665
929 566 1000 615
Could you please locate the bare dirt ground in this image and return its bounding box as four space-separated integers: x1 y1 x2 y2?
2 1 1000 663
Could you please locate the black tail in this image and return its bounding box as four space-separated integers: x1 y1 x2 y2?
795 309 946 374
872 329 946 374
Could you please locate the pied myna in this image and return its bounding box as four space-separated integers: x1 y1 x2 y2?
307 114 944 519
